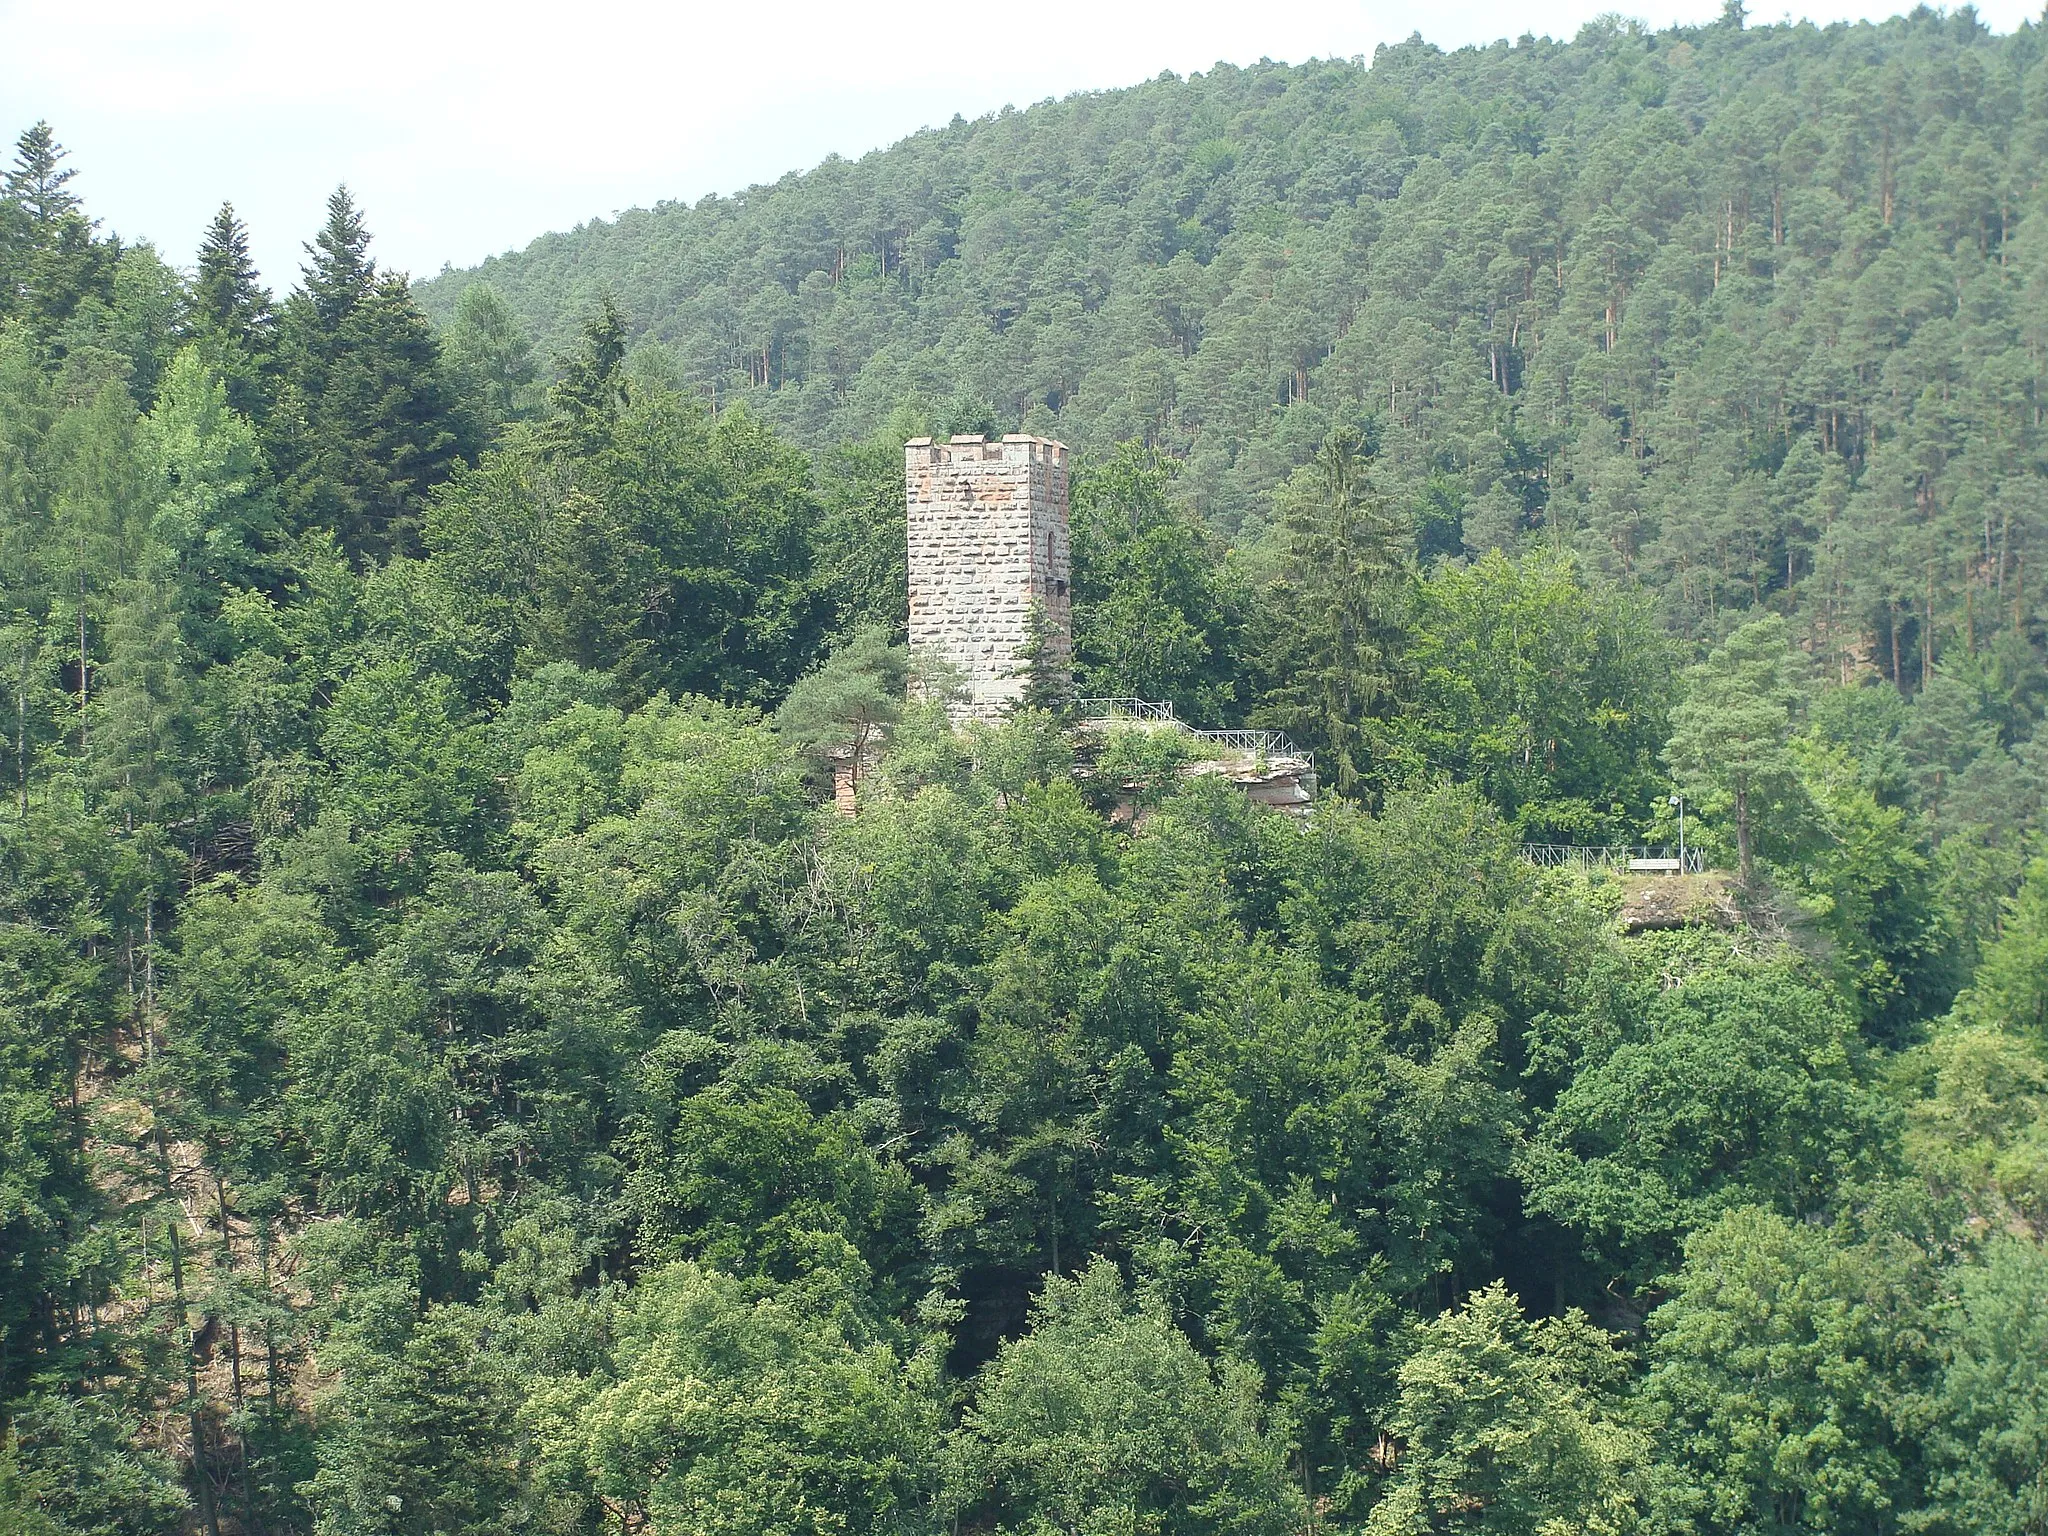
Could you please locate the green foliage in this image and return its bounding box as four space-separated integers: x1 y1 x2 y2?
0 1394 189 1536
1778 735 1958 1043
191 204 272 359
1089 720 1200 804
271 187 471 563
142 347 283 647
440 284 538 436
546 292 628 437
1366 1283 1646 1536
1251 428 1409 798
811 417 915 637
1950 856 2048 1038
775 624 907 783
1640 1206 1924 1536
1396 551 1673 840
1525 957 1885 1282
1665 615 1806 885
318 662 497 897
425 387 829 706
625 1085 918 1291
1070 444 1243 722
1895 1023 2048 1232
534 1262 938 1536
952 1259 1297 1536
6 18 2048 1531
302 1301 517 1536
0 122 120 353
1919 1238 2048 1536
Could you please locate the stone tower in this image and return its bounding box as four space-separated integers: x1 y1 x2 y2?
905 434 1071 721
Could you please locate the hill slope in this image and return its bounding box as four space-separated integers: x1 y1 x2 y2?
423 10 2048 655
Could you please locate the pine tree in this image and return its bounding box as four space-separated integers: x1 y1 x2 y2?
1665 616 1808 886
774 624 908 786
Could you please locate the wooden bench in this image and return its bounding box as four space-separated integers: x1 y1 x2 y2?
1627 858 1684 874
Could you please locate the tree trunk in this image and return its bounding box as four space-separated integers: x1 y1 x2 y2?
1735 782 1754 888
160 1135 224 1536
77 596 88 746
15 651 24 818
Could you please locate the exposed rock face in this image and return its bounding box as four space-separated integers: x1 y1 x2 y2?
1618 872 1738 931
906 435 1071 722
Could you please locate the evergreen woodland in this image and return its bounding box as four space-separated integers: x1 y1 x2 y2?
2 6 2048 1532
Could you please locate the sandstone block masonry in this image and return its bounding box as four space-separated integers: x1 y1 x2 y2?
906 435 1071 722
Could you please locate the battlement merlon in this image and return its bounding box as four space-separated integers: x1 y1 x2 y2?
905 434 1073 723
903 434 1070 466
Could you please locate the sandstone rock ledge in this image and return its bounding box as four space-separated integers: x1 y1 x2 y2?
1618 871 1738 932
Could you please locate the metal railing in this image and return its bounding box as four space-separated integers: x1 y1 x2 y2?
1075 697 1178 723
1519 844 1705 873
1076 698 1313 771
1188 727 1309 763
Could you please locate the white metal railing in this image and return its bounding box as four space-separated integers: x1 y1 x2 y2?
1519 843 1704 873
1075 697 1312 771
1075 697 1179 723
1191 727 1307 762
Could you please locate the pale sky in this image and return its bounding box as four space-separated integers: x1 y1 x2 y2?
2 0 2039 291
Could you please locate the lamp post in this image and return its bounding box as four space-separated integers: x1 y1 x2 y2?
1669 793 1686 871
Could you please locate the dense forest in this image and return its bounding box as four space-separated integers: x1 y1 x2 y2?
2 3 2048 1533
423 2 2048 666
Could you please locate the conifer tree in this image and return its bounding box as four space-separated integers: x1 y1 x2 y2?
271 189 470 562
548 291 629 437
193 205 272 353
1665 616 1808 886
0 121 116 343
299 185 372 336
192 204 275 418
195 205 262 331
441 281 538 436
774 624 907 786
2 121 79 227
1252 427 1410 797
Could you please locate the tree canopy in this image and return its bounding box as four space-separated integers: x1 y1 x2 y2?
3 15 2048 1530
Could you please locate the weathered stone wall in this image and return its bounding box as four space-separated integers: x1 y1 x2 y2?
905 434 1071 722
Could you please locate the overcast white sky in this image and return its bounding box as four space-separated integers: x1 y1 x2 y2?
2 0 2039 290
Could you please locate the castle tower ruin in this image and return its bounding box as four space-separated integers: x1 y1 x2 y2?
905 434 1071 722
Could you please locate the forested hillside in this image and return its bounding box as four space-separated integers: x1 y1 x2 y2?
2 4 2048 1533
424 5 2048 661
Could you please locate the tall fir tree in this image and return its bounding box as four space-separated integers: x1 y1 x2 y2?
2 121 79 228
298 185 372 336
0 121 117 347
270 188 469 563
192 203 275 418
547 291 629 440
1251 427 1411 798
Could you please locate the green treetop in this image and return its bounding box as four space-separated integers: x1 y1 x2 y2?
1665 615 1807 886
